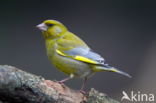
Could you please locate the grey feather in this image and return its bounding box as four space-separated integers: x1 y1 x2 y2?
64 47 105 64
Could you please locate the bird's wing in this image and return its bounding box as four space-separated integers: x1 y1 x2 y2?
56 32 105 64
56 47 105 65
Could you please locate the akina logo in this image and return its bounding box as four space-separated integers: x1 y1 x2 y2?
121 91 154 102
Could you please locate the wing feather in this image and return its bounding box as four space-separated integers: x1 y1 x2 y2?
56 47 105 65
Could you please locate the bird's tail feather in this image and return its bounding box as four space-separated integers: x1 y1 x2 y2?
95 64 132 78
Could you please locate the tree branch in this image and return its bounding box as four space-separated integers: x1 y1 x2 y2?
0 65 120 103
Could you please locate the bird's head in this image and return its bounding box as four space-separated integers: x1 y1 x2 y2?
37 20 67 39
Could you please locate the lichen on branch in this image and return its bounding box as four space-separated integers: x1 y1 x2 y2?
0 65 119 103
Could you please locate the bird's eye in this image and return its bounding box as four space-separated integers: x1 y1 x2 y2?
47 24 54 27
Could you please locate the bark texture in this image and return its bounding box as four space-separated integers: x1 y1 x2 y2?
0 65 120 103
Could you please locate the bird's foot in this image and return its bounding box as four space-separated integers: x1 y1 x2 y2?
79 90 87 95
58 81 65 85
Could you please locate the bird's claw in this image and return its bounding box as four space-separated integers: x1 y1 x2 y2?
79 90 87 95
58 81 65 85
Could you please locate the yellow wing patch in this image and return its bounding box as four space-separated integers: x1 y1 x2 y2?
75 56 97 64
56 49 98 64
56 50 66 56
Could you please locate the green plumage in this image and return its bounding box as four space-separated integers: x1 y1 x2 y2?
37 20 131 87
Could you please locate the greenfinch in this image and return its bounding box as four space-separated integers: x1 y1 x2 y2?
36 20 131 92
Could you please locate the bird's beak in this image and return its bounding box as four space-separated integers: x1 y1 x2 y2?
36 23 47 31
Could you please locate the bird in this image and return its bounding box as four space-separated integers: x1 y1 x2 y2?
36 20 131 92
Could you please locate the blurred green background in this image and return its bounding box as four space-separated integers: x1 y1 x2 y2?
0 0 156 101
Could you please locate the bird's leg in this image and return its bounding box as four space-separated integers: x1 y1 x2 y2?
58 77 71 84
58 74 74 84
80 77 88 94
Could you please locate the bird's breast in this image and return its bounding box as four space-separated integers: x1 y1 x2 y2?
51 52 94 78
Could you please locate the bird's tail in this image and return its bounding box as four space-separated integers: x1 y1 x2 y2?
94 64 132 78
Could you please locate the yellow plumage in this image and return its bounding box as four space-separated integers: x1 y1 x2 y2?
36 20 131 92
